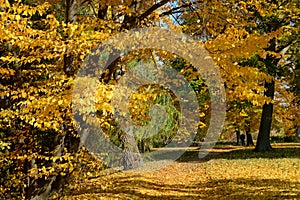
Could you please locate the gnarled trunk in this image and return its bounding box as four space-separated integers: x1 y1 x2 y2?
121 129 144 170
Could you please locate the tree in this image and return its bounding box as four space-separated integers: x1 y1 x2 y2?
1 0 199 198
172 0 299 151
0 0 111 198
253 0 299 151
0 1 80 198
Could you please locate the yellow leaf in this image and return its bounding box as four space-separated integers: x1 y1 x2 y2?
15 15 20 21
200 112 205 117
58 100 63 105
240 109 248 117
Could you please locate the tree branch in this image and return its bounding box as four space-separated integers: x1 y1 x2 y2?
138 0 170 21
79 0 91 7
121 0 170 29
159 0 204 17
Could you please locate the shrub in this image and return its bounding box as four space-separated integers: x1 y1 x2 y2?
270 136 284 143
283 135 300 143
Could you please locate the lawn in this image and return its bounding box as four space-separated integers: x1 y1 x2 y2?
62 143 300 199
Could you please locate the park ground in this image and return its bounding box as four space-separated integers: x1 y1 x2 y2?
62 143 300 199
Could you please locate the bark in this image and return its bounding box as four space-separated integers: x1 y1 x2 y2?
240 134 245 146
236 129 240 145
95 0 170 171
246 133 254 146
121 129 144 170
99 50 171 169
64 0 80 77
97 4 108 19
255 80 275 151
138 139 145 153
245 122 254 146
138 139 150 153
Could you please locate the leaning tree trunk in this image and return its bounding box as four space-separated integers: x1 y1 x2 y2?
255 80 275 151
121 129 144 170
96 3 144 170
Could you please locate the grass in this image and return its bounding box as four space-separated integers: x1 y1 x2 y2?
62 143 300 199
178 143 300 162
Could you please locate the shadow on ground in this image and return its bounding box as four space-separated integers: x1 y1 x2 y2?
177 145 300 163
65 176 300 199
63 144 300 199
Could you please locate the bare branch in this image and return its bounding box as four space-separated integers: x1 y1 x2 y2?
279 40 297 55
88 2 97 17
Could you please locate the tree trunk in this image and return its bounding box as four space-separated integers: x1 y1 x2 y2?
27 134 66 200
64 0 79 77
236 129 240 145
297 126 300 140
245 122 254 146
26 113 80 199
121 129 144 170
255 80 275 151
138 139 151 153
246 133 254 146
138 139 145 153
